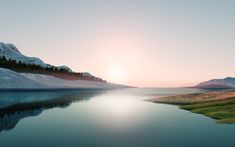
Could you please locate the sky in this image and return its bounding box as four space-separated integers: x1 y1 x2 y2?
1 0 235 87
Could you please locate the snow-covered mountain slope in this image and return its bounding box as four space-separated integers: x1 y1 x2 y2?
0 68 125 89
0 42 72 72
196 77 235 89
0 68 46 89
0 42 47 67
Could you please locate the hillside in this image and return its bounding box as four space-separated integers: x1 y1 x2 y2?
195 77 235 89
0 68 125 90
0 42 104 81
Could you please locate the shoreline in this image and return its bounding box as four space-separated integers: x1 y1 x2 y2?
0 87 126 92
148 90 235 124
148 90 235 105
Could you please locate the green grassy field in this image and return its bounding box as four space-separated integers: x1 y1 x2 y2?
180 98 235 124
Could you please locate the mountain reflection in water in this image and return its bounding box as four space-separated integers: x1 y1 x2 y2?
0 90 105 132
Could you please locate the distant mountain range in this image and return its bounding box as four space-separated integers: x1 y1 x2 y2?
0 42 126 90
196 77 235 89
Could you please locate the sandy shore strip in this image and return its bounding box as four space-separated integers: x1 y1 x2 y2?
147 90 235 105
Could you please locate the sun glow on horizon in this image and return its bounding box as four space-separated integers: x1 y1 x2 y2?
107 65 127 83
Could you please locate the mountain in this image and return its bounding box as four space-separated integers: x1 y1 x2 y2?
0 42 103 81
0 42 127 89
195 77 235 89
0 42 59 68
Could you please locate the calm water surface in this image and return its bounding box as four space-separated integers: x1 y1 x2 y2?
0 88 234 147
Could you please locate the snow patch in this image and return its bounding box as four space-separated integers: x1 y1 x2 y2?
0 68 124 89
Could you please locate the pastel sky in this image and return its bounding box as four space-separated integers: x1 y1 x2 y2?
1 0 235 87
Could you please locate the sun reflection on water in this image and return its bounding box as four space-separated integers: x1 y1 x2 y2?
86 94 147 130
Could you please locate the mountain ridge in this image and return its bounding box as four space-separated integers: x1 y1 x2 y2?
195 77 235 89
0 42 51 68
0 42 103 82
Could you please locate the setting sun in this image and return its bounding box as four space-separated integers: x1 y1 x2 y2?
108 66 126 83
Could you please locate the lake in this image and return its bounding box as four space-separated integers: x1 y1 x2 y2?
0 88 235 147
